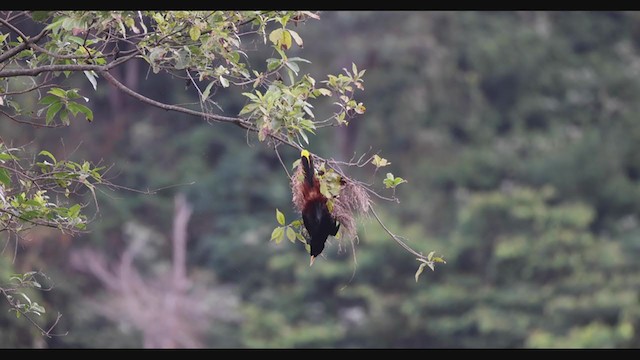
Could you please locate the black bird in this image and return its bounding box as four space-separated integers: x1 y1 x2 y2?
299 149 340 266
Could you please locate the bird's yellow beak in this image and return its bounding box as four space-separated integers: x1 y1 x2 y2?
301 149 310 161
310 255 316 267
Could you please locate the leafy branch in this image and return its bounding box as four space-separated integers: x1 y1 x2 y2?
0 11 443 313
0 271 67 338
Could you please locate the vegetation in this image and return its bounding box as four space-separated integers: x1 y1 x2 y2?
2 10 640 348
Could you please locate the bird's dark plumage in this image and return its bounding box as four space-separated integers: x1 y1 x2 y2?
299 150 340 265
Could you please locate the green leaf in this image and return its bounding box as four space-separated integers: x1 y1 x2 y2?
174 48 190 70
286 226 296 243
317 88 332 96
299 128 309 144
266 58 281 71
31 11 50 22
289 29 303 47
276 208 285 225
45 102 63 124
30 302 45 314
39 95 60 105
291 158 301 170
433 256 446 264
44 18 63 31
67 36 86 46
59 108 70 125
0 168 11 187
48 88 67 98
219 76 229 88
68 204 81 217
285 61 299 75
270 226 285 244
189 26 201 41
393 177 407 187
65 89 82 100
66 102 93 122
288 57 311 64
19 292 32 306
383 172 407 189
116 18 127 37
415 262 427 282
149 47 165 64
152 13 165 25
201 81 215 102
0 153 15 161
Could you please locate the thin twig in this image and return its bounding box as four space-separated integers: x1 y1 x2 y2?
0 287 67 338
369 206 427 261
274 144 291 180
0 109 66 128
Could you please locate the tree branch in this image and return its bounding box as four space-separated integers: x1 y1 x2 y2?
0 26 49 64
0 109 65 128
1 62 115 78
0 287 67 338
100 71 247 125
100 70 301 152
369 207 428 262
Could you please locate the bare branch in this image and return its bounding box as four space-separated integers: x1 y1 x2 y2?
369 207 428 262
274 144 292 180
1 81 54 96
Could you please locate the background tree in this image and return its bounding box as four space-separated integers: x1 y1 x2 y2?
3 10 640 349
0 10 439 346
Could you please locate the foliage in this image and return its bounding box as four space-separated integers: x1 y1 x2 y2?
0 10 440 343
4 10 640 349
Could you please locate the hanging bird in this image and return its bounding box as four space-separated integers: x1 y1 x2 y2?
299 149 340 266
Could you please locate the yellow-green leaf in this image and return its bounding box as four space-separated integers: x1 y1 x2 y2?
268 28 292 50
38 150 56 164
271 226 285 244
276 208 285 225
0 168 10 187
372 154 390 168
286 226 296 243
268 28 284 46
433 256 446 264
189 26 201 41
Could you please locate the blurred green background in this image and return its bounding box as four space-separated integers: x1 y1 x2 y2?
3 11 640 348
